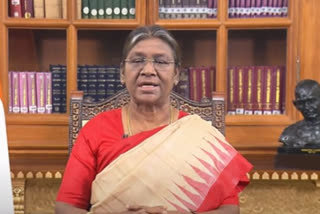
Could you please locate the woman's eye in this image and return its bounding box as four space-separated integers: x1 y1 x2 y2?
155 60 168 65
132 58 144 63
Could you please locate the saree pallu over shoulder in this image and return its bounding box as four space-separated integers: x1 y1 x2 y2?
89 115 252 213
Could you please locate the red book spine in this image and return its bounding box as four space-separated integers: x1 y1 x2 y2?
244 66 254 115
253 66 263 115
227 66 237 115
271 66 281 114
236 66 244 114
196 67 202 102
10 0 22 17
21 0 34 18
280 65 286 113
263 66 272 115
189 67 197 101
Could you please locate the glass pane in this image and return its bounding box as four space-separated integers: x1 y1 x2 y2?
8 29 67 114
227 29 287 115
170 30 217 101
77 30 130 102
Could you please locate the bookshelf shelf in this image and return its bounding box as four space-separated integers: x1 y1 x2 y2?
6 114 68 125
4 18 70 28
73 20 141 29
224 18 292 28
153 20 221 29
226 114 295 126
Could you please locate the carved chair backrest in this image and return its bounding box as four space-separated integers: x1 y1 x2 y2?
69 89 225 154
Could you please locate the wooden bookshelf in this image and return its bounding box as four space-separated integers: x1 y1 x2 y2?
0 0 320 171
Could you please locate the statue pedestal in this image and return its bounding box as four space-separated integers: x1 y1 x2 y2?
275 147 320 170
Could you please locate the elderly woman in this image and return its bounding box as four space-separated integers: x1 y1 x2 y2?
55 25 252 214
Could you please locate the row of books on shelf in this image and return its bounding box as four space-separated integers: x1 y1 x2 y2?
81 0 135 19
227 65 286 115
8 65 67 114
9 0 136 20
8 71 55 114
228 0 288 18
77 65 125 102
159 0 217 19
9 0 67 19
174 66 216 101
7 64 287 115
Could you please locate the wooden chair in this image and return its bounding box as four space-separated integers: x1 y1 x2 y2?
69 89 225 154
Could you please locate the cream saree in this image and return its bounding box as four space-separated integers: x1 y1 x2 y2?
89 114 250 213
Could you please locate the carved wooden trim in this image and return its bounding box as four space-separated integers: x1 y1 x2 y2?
248 170 320 182
69 92 83 154
12 179 25 214
212 92 225 135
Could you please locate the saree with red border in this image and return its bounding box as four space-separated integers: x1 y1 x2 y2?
89 114 252 213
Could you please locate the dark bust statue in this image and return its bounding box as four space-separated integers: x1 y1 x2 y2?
279 79 320 148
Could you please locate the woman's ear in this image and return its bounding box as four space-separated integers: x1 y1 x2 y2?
174 67 180 86
120 63 125 85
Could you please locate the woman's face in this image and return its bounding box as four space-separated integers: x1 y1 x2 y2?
121 38 179 106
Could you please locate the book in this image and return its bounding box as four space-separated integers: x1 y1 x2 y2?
44 72 52 113
10 0 22 18
45 0 62 18
8 72 12 113
253 66 263 115
182 0 189 19
207 0 214 18
228 0 235 18
235 66 244 114
271 66 282 114
227 67 236 115
263 66 272 115
164 0 171 19
19 72 28 113
120 0 129 19
105 0 113 19
62 0 67 18
159 0 165 19
128 0 135 19
89 0 98 18
244 66 254 115
82 0 90 18
21 0 34 18
97 0 105 19
36 72 46 114
87 66 98 101
113 0 121 19
12 72 20 113
51 65 65 113
27 72 37 113
199 0 207 19
34 0 44 18
77 0 82 19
